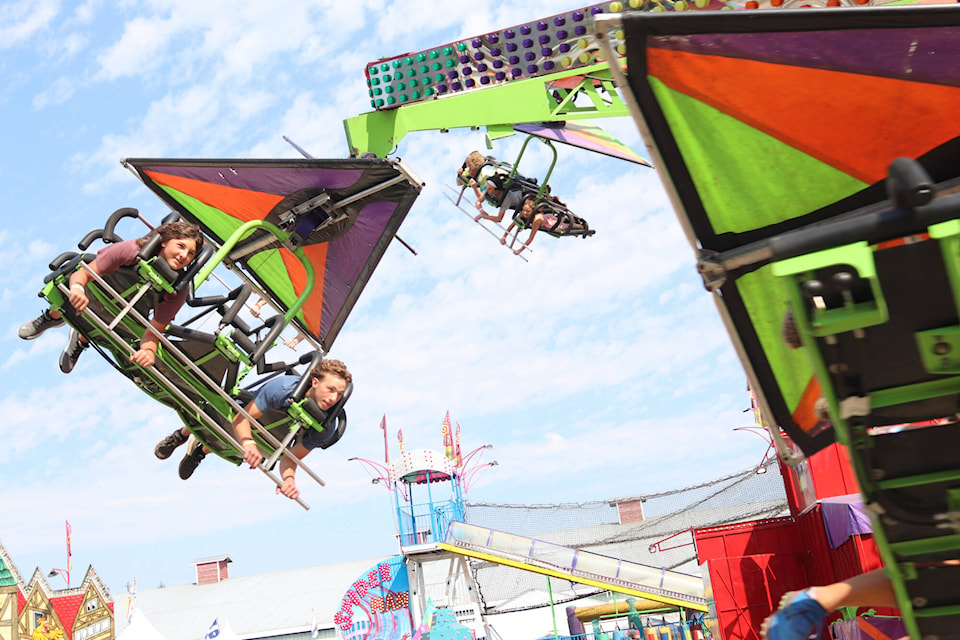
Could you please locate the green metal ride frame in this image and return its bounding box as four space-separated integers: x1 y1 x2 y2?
509 135 558 200
769 174 960 639
194 218 316 328
344 63 628 157
39 220 336 510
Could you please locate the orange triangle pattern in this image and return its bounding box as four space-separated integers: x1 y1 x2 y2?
647 47 960 184
143 170 284 221
146 169 329 338
792 375 825 434
279 244 328 337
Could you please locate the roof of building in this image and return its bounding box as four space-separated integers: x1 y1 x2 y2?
465 462 790 613
469 500 789 611
192 555 233 565
128 555 391 640
0 552 17 587
21 564 116 640
52 593 85 639
0 539 26 589
125 462 791 636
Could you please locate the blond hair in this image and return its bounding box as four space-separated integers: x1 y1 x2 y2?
464 151 485 177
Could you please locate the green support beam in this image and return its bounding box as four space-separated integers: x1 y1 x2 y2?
343 63 628 157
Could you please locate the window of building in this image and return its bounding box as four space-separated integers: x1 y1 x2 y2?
75 617 109 640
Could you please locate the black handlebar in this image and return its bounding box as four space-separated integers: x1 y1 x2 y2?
290 351 325 402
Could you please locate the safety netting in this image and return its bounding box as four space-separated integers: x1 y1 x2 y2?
465 460 788 613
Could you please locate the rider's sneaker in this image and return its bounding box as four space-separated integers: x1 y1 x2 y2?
761 589 828 640
59 329 87 374
178 439 207 480
18 310 64 340
154 429 189 460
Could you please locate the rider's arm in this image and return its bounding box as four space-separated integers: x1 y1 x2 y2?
232 400 266 467
130 319 166 367
66 260 102 314
276 442 311 500
517 215 544 255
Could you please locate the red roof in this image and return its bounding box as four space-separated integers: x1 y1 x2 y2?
16 588 25 614
50 593 84 640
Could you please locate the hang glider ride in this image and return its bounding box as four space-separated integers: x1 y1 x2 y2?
605 6 960 638
513 120 652 167
34 157 423 509
452 136 597 258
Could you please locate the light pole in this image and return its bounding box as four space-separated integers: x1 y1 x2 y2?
48 568 70 588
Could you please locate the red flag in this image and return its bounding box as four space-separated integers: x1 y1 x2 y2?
66 521 72 571
442 411 455 460
380 415 389 464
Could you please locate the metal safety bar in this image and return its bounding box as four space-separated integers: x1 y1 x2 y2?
60 264 328 501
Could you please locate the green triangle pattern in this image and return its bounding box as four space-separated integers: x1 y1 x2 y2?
157 186 307 326
649 77 868 235
736 267 813 411
159 185 246 247
245 248 306 324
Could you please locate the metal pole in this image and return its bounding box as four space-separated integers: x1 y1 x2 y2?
548 576 559 638
425 471 435 543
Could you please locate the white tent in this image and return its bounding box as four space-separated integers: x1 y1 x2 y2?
118 610 167 640
202 616 241 640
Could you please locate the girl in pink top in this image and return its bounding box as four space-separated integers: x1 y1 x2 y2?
19 221 204 373
501 198 585 256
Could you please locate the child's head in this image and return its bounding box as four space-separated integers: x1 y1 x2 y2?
520 197 536 219
487 173 506 193
139 221 204 271
464 151 485 177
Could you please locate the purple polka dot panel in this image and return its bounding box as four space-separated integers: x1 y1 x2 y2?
362 0 736 110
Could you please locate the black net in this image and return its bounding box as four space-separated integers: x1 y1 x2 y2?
465 459 789 614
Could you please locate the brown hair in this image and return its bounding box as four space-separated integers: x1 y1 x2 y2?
137 220 204 251
312 358 352 385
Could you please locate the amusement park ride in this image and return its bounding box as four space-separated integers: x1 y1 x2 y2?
345 419 709 640
595 6 960 640
27 0 960 638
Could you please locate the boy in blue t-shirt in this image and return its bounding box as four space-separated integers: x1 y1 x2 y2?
155 359 351 500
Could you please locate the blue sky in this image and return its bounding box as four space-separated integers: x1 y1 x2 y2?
0 0 766 603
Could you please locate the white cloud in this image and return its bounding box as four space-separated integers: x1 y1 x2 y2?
372 0 462 47
59 32 89 59
33 75 78 109
72 0 99 25
0 0 60 50
96 15 177 81
0 231 60 308
0 0 775 598
2 331 64 371
248 92 347 160
76 84 229 191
